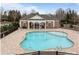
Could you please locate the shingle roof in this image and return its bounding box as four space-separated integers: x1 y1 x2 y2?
20 13 58 20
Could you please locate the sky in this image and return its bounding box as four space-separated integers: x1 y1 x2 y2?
1 3 79 14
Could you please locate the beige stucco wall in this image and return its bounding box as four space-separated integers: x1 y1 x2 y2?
54 20 60 28
20 20 28 28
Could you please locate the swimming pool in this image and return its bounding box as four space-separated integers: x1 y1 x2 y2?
20 31 73 51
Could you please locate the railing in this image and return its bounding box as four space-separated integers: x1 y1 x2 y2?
17 51 78 55
0 27 18 38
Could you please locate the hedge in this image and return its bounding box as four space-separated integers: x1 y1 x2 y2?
0 22 19 38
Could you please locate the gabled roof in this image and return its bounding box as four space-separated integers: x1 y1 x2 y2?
29 15 44 20
20 13 58 20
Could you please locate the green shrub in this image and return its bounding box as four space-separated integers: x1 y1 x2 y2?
1 22 19 32
1 25 8 32
8 24 15 30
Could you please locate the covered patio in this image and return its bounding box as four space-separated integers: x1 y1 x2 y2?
19 14 60 29
20 20 58 29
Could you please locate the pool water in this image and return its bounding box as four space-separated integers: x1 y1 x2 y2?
20 31 73 51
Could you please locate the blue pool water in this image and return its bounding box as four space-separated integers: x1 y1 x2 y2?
20 31 73 51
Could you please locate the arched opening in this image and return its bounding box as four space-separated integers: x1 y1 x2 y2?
29 22 34 29
35 22 39 29
21 21 28 28
40 22 45 29
46 21 53 29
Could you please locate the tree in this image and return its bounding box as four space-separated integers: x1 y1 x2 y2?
30 9 39 15
12 10 17 22
8 10 14 21
8 10 21 22
1 11 8 21
31 9 37 14
64 12 70 24
55 8 66 20
22 13 27 17
16 11 21 21
65 9 78 24
71 10 77 24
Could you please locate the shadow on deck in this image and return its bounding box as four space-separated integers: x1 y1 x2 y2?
17 51 78 55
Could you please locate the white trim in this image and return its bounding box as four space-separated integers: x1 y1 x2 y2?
29 15 44 20
20 19 57 29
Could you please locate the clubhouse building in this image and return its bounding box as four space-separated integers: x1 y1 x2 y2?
20 13 60 29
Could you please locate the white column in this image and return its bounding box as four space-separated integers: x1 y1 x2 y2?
39 23 40 30
53 20 55 28
28 21 29 29
45 21 46 29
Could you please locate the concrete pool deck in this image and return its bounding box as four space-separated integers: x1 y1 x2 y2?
0 28 79 55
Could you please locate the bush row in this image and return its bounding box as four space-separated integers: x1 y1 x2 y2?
0 22 19 38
